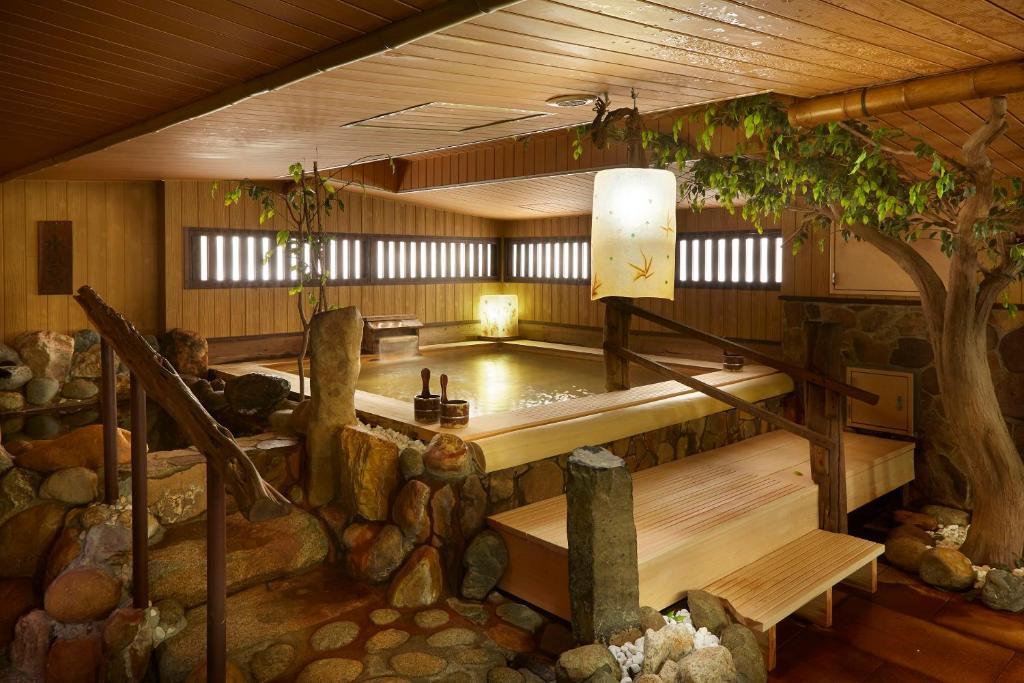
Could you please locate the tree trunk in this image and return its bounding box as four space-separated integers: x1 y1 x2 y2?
935 312 1024 566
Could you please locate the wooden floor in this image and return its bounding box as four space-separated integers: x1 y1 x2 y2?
771 565 1024 683
489 431 914 619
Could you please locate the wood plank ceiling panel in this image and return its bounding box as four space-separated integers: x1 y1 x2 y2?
0 0 445 177
16 0 1024 185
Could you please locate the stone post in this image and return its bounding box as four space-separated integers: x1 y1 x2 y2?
306 306 362 506
566 446 641 645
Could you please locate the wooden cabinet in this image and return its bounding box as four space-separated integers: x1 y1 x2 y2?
846 367 914 436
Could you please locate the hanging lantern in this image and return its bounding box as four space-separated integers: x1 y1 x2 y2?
590 168 677 301
479 294 519 339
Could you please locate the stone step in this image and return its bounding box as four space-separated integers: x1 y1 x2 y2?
148 506 328 609
126 433 302 527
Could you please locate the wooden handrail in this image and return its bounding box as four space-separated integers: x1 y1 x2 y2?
606 300 879 406
604 343 837 450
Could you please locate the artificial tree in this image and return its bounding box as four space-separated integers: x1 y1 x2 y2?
578 94 1024 566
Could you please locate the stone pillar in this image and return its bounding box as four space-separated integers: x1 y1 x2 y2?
566 446 641 645
306 306 362 506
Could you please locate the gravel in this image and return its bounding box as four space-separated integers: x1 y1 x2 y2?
607 609 720 683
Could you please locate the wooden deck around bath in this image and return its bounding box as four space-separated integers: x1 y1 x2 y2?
488 430 914 620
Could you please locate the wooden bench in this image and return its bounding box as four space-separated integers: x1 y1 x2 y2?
703 529 883 670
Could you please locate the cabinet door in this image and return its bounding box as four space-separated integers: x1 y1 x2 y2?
846 367 914 436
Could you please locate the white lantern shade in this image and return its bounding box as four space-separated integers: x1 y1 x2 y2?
480 294 519 339
590 168 677 301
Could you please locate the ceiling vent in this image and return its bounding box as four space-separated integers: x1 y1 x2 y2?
341 102 550 133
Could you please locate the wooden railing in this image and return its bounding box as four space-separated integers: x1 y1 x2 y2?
601 298 878 533
79 286 289 681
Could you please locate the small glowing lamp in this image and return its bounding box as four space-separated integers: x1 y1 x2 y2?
480 294 519 339
590 168 677 301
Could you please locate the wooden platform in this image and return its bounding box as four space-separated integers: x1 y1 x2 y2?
488 431 913 620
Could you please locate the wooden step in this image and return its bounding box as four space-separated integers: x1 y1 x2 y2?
704 528 883 670
488 431 912 620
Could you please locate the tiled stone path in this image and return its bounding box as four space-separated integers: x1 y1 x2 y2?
770 564 1024 682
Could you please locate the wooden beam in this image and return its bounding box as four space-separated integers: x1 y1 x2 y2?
602 297 631 390
604 342 836 450
74 286 289 522
805 321 848 534
611 300 878 405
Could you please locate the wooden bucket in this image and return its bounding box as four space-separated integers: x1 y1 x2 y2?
440 400 469 429
414 394 441 424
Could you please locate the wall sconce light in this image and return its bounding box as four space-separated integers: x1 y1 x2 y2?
590 168 677 301
480 294 519 339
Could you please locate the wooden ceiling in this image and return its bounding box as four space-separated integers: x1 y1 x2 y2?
10 0 1024 218
0 0 444 179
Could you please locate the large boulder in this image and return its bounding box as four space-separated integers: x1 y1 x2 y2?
72 330 99 353
15 331 74 381
678 646 737 683
224 373 290 417
69 346 102 379
462 530 508 600
0 502 66 579
306 306 361 506
919 548 975 591
149 509 328 607
25 377 60 406
10 610 54 680
13 424 131 472
338 425 400 521
159 329 208 378
392 479 431 543
981 569 1024 613
61 378 99 400
720 623 766 683
387 545 444 608
423 433 479 479
884 536 929 574
44 566 122 623
642 622 694 675
687 590 730 637
554 644 620 682
101 607 155 683
342 522 410 584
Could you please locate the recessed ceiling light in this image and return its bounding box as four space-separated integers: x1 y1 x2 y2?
545 94 598 108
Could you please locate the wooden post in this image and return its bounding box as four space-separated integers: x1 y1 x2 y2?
207 464 227 681
129 374 148 608
100 339 118 503
602 298 631 391
805 321 847 533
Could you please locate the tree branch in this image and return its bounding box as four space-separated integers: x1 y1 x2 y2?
963 97 1009 172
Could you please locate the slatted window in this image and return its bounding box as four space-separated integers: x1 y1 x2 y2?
504 237 590 283
369 236 499 282
185 228 497 288
676 231 783 289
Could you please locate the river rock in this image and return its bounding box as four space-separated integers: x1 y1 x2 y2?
9 609 53 679
687 591 730 637
981 569 1024 613
44 634 102 683
400 444 426 480
15 332 74 381
44 566 122 623
250 643 295 683
921 505 970 528
643 623 694 674
306 306 361 506
388 545 443 608
461 474 487 537
554 644 620 682
224 373 290 417
69 346 102 379
884 536 929 573
0 579 36 648
393 479 431 543
0 390 25 412
462 530 508 600
430 483 456 541
919 548 975 591
25 377 60 406
310 620 360 651
1 466 39 525
25 414 61 439
73 330 99 353
0 501 66 578
61 379 99 400
889 524 934 545
0 343 21 365
102 607 155 683
343 522 409 584
390 652 445 677
0 363 32 391
13 424 131 472
720 623 766 683
678 646 737 683
297 658 363 683
159 329 208 378
39 466 97 505
497 602 544 634
423 433 474 479
892 510 938 531
338 424 400 521
640 606 666 633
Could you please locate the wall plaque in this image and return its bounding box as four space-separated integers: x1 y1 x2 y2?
38 221 73 295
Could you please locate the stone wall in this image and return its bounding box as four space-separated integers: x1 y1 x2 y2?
483 395 791 515
782 298 1024 509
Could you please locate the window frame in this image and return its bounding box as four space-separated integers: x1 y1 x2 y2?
675 230 783 291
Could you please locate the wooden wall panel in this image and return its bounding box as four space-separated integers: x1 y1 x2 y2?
502 208 784 343
163 181 501 339
0 179 161 344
